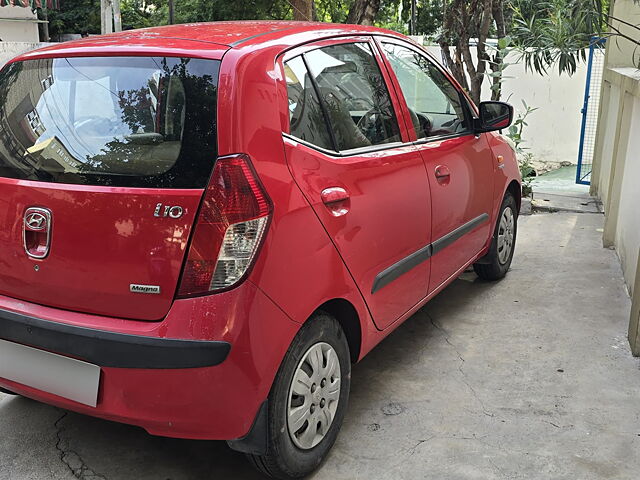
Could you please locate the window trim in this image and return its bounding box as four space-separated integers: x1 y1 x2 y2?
281 35 377 63
373 36 477 145
283 132 406 158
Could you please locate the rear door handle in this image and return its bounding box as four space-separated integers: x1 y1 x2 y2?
321 187 350 217
435 165 451 183
435 165 451 179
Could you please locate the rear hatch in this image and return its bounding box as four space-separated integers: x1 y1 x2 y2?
0 55 220 320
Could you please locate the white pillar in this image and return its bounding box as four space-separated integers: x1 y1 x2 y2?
101 0 114 34
113 0 122 32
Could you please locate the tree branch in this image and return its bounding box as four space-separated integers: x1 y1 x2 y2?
604 19 640 47
606 13 640 34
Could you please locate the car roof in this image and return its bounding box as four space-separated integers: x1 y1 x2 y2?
116 20 403 46
11 21 408 64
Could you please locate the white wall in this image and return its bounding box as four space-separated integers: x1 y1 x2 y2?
607 0 640 68
424 46 588 166
596 82 622 203
0 5 39 42
0 41 53 69
615 94 640 293
499 56 586 166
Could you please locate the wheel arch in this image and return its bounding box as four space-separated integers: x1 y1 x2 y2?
506 179 522 214
315 298 362 363
228 296 363 456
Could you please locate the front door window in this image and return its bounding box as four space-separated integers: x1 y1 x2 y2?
381 42 470 139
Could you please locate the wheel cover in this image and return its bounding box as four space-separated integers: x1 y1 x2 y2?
497 206 515 265
286 342 341 450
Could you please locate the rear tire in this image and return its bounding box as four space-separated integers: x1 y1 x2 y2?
473 192 518 281
247 312 351 479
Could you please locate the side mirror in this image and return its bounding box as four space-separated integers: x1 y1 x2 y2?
475 101 514 132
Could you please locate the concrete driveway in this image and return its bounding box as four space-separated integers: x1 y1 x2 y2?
2 212 639 480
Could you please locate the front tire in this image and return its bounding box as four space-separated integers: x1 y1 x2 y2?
247 312 351 479
473 192 518 281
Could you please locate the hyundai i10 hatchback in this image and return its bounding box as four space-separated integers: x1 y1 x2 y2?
0 21 520 479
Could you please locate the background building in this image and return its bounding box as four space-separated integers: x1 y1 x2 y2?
589 0 640 354
0 5 40 42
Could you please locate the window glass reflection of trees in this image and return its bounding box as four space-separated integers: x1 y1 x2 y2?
0 57 218 188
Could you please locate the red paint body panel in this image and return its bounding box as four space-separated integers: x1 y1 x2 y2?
0 281 299 439
0 178 201 320
0 22 520 441
283 139 432 330
276 38 431 330
216 42 374 335
419 134 495 292
371 36 497 293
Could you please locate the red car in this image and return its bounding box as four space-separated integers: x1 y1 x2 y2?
0 21 520 478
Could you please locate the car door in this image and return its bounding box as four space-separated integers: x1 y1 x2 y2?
377 38 495 294
280 38 432 330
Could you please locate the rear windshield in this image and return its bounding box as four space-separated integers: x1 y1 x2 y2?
0 56 219 188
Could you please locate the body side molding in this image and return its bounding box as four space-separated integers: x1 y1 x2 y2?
371 213 489 294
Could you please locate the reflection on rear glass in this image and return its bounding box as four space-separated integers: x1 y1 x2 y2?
0 57 219 188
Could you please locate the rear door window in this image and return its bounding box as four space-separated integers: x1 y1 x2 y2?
0 56 219 188
302 42 401 151
284 56 334 151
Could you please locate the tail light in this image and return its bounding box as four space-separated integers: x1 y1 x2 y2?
177 154 272 297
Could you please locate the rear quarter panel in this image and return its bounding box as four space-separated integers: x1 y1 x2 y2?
216 44 378 359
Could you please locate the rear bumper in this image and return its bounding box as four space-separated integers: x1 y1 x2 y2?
0 281 299 440
0 308 230 369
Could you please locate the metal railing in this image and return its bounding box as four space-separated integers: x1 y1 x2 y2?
576 37 607 185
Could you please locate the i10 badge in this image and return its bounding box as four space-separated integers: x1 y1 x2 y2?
154 203 184 219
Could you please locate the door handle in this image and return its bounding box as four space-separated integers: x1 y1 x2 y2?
435 165 451 185
321 187 350 217
435 165 451 179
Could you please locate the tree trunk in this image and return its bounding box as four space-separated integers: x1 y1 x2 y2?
38 8 50 42
410 0 417 35
438 0 495 105
491 0 507 100
439 0 472 95
440 40 470 93
292 0 313 21
346 0 381 25
469 0 493 104
168 0 175 25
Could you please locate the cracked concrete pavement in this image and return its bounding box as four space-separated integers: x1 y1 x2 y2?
2 211 640 479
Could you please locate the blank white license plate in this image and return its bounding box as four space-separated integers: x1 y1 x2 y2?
0 338 100 407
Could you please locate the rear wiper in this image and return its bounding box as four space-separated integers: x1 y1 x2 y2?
124 132 164 145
